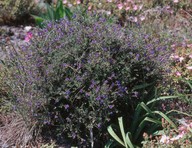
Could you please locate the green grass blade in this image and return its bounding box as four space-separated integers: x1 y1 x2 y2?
107 125 125 147
130 104 142 134
105 139 117 148
134 117 161 141
140 102 156 118
153 111 177 130
133 117 147 142
166 110 192 117
179 78 192 89
147 96 179 105
118 117 128 148
143 117 161 124
125 132 134 148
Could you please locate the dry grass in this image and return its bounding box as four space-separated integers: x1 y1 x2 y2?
0 112 35 147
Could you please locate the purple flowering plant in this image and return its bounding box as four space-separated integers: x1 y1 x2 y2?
7 9 173 146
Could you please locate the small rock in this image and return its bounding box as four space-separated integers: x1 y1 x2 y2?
24 26 32 32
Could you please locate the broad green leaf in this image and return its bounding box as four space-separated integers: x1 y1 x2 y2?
125 132 134 148
46 3 55 21
31 15 45 27
55 0 65 20
133 118 147 142
64 7 73 20
143 117 161 124
147 96 178 105
134 117 161 141
107 126 125 147
130 104 142 134
118 117 128 148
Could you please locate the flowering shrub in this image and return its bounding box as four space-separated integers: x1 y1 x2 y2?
170 43 192 79
7 10 173 146
166 42 192 108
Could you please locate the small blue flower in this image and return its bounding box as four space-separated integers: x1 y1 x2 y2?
64 104 69 110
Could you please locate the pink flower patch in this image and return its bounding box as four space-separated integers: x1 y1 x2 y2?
76 0 81 4
173 0 179 3
186 66 192 70
140 16 145 21
179 56 184 62
160 135 170 144
117 3 123 10
176 71 181 76
63 0 67 4
133 5 138 11
25 32 33 42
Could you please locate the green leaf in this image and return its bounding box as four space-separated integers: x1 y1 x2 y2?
153 111 177 130
64 7 73 20
31 15 45 27
105 139 117 148
143 117 161 124
133 118 147 142
134 116 161 141
55 0 65 20
118 117 128 148
130 104 142 134
152 130 165 136
166 110 192 117
107 125 125 147
132 82 154 91
125 132 134 148
45 3 55 21
147 96 179 105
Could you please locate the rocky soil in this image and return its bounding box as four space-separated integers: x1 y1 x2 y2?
0 25 36 61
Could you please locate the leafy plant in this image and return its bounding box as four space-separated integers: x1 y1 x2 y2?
106 97 178 147
31 0 73 27
6 9 173 147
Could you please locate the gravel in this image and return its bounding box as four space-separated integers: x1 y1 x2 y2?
0 25 36 61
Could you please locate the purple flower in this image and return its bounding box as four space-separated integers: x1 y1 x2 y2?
65 89 70 94
97 123 102 128
136 54 140 60
108 104 114 109
64 104 69 110
72 132 76 139
96 96 101 101
95 86 100 93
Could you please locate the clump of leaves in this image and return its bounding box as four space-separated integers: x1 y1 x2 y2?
31 0 73 28
7 9 173 146
106 95 179 148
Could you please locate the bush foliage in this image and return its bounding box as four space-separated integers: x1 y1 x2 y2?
0 0 37 25
7 10 174 146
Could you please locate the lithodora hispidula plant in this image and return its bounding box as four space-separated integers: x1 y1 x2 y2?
7 9 173 147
